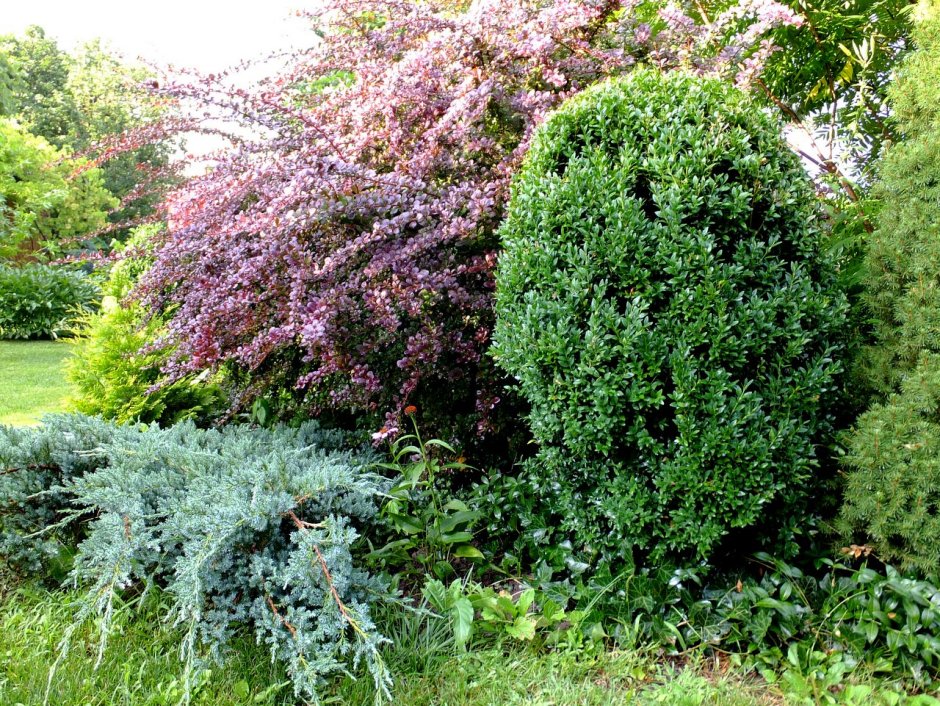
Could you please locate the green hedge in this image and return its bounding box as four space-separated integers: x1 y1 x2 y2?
492 70 848 566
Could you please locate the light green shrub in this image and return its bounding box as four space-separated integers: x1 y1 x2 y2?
840 0 940 572
67 225 224 425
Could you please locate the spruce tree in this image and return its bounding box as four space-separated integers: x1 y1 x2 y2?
840 0 940 572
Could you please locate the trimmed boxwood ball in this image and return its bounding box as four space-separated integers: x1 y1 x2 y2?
492 70 848 566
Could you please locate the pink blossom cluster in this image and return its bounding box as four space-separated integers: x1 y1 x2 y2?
128 0 800 439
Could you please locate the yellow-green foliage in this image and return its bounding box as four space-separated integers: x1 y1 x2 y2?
0 119 115 259
67 225 223 425
67 301 221 425
841 0 940 572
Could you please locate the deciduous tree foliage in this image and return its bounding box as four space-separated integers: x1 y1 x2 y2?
0 119 115 259
0 26 75 149
0 27 174 244
132 0 800 437
0 53 16 116
759 0 913 182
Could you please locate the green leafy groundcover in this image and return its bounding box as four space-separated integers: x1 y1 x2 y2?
493 69 848 567
0 263 98 339
0 415 392 703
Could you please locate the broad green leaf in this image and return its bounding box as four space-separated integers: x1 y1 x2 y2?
453 597 474 648
386 513 423 534
453 544 484 559
517 588 536 614
440 510 480 533
422 579 447 611
505 616 537 641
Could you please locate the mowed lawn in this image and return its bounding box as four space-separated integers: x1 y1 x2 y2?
0 340 74 426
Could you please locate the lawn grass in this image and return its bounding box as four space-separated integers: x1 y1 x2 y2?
1 582 936 706
0 340 74 426
0 583 778 706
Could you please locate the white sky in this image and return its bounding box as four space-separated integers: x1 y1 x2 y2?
1 0 314 71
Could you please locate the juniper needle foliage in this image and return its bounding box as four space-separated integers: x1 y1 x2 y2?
0 416 392 703
0 415 115 573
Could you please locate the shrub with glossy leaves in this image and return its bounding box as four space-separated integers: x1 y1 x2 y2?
0 262 98 339
492 70 848 566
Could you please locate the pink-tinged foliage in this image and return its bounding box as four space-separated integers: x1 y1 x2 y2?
130 0 801 439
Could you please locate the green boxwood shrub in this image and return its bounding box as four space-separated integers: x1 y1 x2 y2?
0 262 98 339
492 70 848 566
840 1 940 573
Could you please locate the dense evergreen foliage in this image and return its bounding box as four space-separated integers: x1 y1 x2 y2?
493 70 848 566
0 416 113 572
4 2 940 703
841 0 940 573
67 226 224 424
0 415 392 703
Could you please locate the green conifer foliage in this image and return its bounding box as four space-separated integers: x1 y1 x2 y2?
858 0 940 395
66 225 224 425
841 1 940 573
493 70 848 566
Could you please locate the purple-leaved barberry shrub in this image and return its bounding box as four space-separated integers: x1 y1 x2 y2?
123 0 801 441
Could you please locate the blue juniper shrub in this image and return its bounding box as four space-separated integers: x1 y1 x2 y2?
0 415 393 703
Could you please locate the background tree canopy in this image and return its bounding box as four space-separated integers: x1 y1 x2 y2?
0 26 174 253
0 119 115 259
